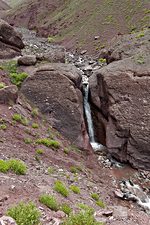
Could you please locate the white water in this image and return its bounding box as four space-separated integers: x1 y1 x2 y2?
83 82 104 151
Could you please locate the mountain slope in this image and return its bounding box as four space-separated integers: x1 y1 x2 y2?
0 0 10 10
4 0 150 54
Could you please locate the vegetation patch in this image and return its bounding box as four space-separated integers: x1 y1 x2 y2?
12 113 29 126
0 82 6 89
31 108 39 118
54 180 69 197
36 138 60 149
10 72 28 87
60 203 72 215
70 166 82 174
70 185 80 194
0 124 7 130
32 123 39 129
96 200 106 208
62 210 103 225
47 166 55 174
91 193 99 201
36 149 44 155
64 147 70 154
7 201 41 225
39 194 59 211
24 138 32 144
0 159 27 175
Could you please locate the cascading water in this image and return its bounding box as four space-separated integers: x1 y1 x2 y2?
82 77 104 151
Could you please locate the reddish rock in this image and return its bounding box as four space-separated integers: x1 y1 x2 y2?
0 85 18 104
21 63 89 149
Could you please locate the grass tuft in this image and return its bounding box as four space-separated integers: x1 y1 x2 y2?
70 185 80 194
12 113 29 126
60 203 72 215
91 193 99 201
36 138 60 149
0 82 6 89
7 201 41 225
32 123 39 129
39 194 59 211
54 180 69 197
0 159 27 175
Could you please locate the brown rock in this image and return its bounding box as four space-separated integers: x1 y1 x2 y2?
21 63 88 148
0 19 24 49
18 55 37 66
36 48 65 63
0 85 18 104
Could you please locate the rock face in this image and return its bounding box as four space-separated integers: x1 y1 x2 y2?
0 19 24 59
90 29 150 170
21 63 88 148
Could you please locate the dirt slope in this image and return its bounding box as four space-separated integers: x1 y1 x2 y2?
3 0 150 55
0 0 10 10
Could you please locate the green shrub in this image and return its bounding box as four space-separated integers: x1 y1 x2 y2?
0 159 10 173
24 138 32 144
98 58 106 63
32 123 39 129
77 203 94 214
91 193 99 201
70 185 80 194
0 159 27 175
10 72 28 87
7 201 41 225
36 138 60 149
64 148 70 154
8 159 27 175
0 124 7 130
36 149 44 155
96 200 105 208
0 82 6 89
1 60 17 73
136 32 145 38
60 203 72 215
39 194 59 211
47 166 55 174
62 210 103 225
12 114 29 126
70 166 82 174
54 180 69 197
31 108 39 118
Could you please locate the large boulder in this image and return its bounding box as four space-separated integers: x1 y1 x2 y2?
21 63 89 148
0 19 24 59
89 53 150 170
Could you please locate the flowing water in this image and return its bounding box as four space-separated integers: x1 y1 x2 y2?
82 81 104 151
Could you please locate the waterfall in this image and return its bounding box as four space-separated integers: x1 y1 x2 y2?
82 79 104 151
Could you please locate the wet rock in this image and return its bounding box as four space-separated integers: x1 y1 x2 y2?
18 55 37 66
0 216 17 225
0 85 18 104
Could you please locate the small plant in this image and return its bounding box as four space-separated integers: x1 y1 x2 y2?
47 166 55 174
24 138 32 144
39 194 59 211
62 210 103 225
98 58 106 64
7 201 41 225
36 138 60 149
77 203 94 214
9 72 28 87
0 159 27 175
136 55 145 64
0 82 6 89
64 148 70 154
31 108 39 118
12 114 29 126
54 180 69 197
1 60 17 73
60 203 72 215
136 31 145 38
47 36 55 43
91 193 99 201
96 200 105 208
70 185 80 194
32 123 39 129
0 124 7 130
36 149 44 155
70 166 82 174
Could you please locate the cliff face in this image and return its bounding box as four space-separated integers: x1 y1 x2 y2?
3 0 149 55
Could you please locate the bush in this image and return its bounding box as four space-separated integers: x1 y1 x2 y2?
0 124 7 130
10 72 28 87
12 114 29 126
62 210 104 225
0 159 27 175
0 82 6 89
32 123 39 129
54 180 69 197
91 193 99 201
70 185 80 194
96 200 105 208
7 201 41 225
36 149 44 155
31 108 39 118
60 203 72 215
36 138 60 149
39 194 59 211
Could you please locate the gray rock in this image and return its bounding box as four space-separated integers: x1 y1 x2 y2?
0 85 18 104
18 55 37 66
